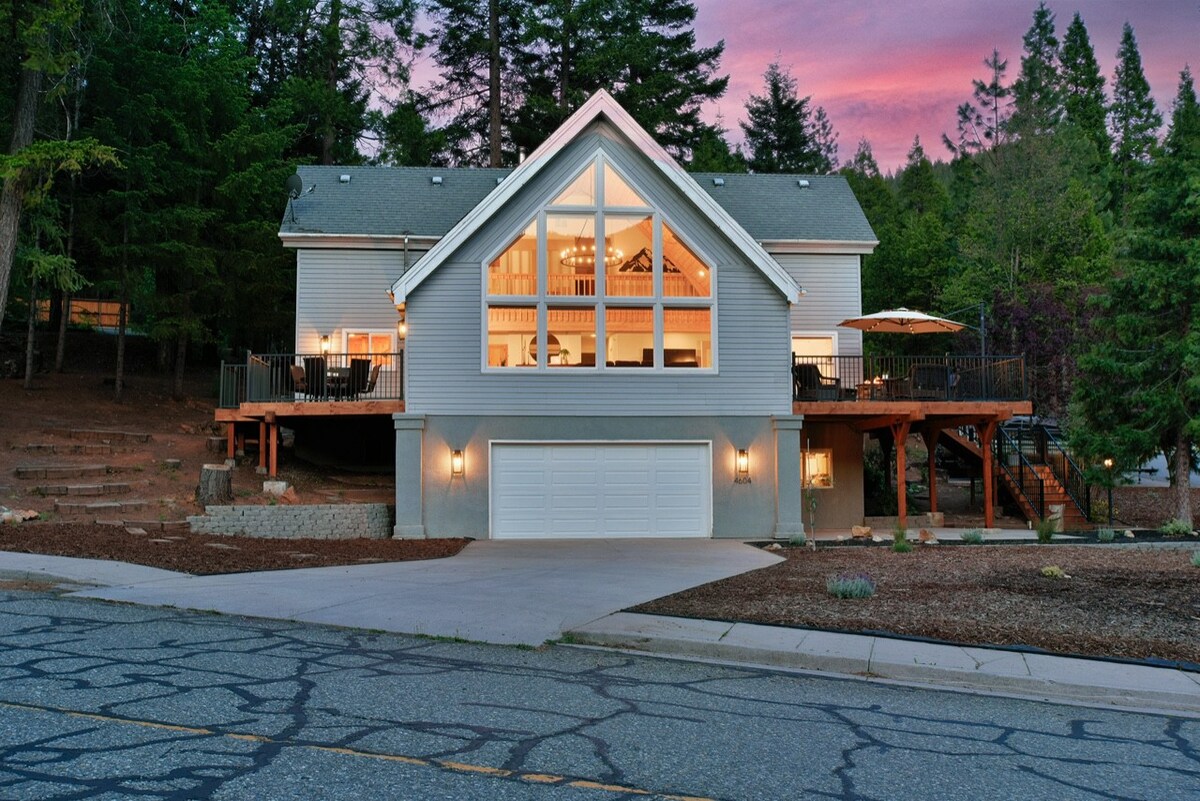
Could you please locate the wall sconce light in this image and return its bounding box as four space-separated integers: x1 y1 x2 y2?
735 448 751 484
396 311 407 339
320 335 331 354
450 449 464 478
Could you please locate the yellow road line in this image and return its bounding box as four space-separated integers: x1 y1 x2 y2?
0 700 717 800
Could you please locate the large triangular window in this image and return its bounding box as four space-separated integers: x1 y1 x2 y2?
485 154 714 371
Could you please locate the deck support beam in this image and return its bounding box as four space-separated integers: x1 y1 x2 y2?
922 428 941 514
978 419 999 529
890 419 912 529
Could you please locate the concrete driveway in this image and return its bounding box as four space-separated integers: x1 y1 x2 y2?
71 539 781 645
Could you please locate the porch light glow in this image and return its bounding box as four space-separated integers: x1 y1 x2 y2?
560 240 623 268
397 310 407 339
450 449 465 478
735 448 751 484
320 335 331 354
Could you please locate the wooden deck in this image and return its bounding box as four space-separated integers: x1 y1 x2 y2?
794 398 1034 529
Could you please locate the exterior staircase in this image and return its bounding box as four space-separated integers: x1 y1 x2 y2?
941 425 1092 528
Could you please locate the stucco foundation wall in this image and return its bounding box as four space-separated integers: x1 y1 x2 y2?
418 415 778 539
801 422 865 529
188 504 392 539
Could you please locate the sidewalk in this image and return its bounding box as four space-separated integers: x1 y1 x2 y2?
567 612 1200 715
3 549 1198 716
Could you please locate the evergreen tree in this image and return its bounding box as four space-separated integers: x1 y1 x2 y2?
512 0 727 161
944 49 1011 157
840 139 901 320
687 121 745 172
1060 12 1109 157
1109 23 1162 213
741 61 836 173
1010 1 1063 136
1073 69 1200 523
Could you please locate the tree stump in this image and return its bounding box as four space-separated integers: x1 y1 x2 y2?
205 436 225 453
196 463 233 507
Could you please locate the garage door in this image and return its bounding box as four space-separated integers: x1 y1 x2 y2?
490 443 712 539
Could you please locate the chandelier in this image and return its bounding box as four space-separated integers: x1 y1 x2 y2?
560 240 624 268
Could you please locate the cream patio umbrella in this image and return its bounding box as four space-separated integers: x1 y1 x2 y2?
838 307 966 335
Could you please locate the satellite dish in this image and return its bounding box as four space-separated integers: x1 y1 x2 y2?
285 173 304 199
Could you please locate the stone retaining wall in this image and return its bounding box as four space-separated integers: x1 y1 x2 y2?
188 504 392 540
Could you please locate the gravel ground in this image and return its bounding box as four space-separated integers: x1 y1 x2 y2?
633 545 1200 664
0 522 468 574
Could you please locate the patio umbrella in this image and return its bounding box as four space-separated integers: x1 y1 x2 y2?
838 307 965 335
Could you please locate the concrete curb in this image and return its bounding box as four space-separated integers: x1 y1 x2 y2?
567 612 1200 715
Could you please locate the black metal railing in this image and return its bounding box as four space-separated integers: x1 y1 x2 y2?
218 352 404 408
994 425 1045 519
791 354 1026 402
1003 422 1092 522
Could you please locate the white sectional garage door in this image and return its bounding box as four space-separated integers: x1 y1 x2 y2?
490 443 712 539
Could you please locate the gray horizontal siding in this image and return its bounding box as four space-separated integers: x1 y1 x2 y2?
296 249 416 352
774 253 863 357
406 121 791 416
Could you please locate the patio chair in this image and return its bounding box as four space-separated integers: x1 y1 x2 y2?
792 363 841 401
289 365 307 396
302 356 327 401
347 358 371 400
362 363 382 395
907 363 951 400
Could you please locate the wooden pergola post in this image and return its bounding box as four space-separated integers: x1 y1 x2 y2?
922 428 941 514
890 419 912 529
978 418 998 528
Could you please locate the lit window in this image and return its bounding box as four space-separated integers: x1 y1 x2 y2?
484 153 714 371
345 331 395 368
804 449 833 488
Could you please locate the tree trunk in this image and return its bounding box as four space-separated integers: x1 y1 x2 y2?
23 276 37 389
55 293 69 371
321 0 343 165
488 0 501 167
1172 429 1193 525
0 68 44 334
196 463 233 507
173 332 187 400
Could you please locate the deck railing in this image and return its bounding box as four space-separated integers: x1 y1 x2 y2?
791 354 1026 402
218 352 404 408
995 425 1046 519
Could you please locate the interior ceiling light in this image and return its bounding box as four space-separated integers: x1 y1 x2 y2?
560 240 623 268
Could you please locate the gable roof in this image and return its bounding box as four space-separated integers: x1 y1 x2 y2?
387 90 803 304
692 173 876 243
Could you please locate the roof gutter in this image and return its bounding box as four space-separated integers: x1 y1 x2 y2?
277 232 441 250
760 239 879 256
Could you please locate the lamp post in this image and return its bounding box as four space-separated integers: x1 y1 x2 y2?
1102 458 1114 525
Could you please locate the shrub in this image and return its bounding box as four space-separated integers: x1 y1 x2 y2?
1040 565 1069 579
826 572 876 599
1191 551 1200 568
892 539 914 553
1159 519 1194 538
788 532 807 547
1035 517 1056 543
961 529 984 545
1096 528 1116 543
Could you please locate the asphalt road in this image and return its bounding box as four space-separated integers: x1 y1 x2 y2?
0 589 1196 801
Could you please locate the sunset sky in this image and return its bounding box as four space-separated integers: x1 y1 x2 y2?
691 0 1197 171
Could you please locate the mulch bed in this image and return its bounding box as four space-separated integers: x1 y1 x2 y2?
633 545 1200 665
0 523 468 575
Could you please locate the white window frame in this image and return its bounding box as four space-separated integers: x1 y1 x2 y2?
342 329 398 370
803 447 835 489
481 150 718 374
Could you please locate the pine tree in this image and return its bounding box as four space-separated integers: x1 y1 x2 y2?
687 121 745 172
1109 23 1162 213
1060 12 1109 156
1010 1 1063 136
1073 69 1200 523
944 49 1010 157
741 62 836 174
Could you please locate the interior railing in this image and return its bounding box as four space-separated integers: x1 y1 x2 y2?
218 352 404 408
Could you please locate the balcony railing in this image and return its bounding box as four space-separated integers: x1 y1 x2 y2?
218 352 404 409
791 354 1026 402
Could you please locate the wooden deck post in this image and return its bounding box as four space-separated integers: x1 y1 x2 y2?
979 419 998 528
258 421 267 471
890 419 912 529
226 424 235 460
922 428 940 514
265 411 278 477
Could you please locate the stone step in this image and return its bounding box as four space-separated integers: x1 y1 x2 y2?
43 428 152 443
17 442 115 456
14 464 112 480
55 499 149 514
35 482 132 497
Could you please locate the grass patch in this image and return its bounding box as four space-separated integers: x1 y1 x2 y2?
960 529 984 545
1035 517 1055 544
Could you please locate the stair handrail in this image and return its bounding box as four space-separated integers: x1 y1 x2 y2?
1040 425 1092 522
994 426 1045 520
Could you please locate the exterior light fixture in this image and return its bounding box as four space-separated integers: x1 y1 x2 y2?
320 335 331 354
735 448 751 484
396 310 407 339
1103 458 1115 525
450 449 464 478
